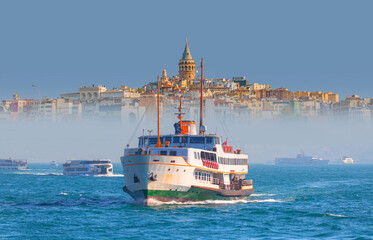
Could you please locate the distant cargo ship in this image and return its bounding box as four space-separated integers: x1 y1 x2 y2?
63 159 113 176
0 158 28 170
275 153 329 165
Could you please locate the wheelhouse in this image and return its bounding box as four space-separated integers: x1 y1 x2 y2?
138 135 221 148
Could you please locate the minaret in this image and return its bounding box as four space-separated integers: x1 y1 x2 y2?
178 38 196 81
161 69 169 85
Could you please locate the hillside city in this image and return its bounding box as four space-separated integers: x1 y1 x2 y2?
1 40 372 123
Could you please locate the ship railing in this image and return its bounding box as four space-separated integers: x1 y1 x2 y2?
202 160 219 169
222 145 233 153
242 180 253 186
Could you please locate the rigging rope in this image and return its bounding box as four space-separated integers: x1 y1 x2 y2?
127 104 150 146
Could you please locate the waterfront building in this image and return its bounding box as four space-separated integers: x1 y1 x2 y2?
232 77 250 88
249 83 271 91
79 85 107 102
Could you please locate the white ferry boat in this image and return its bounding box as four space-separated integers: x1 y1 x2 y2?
50 161 58 167
341 156 354 164
120 59 254 205
275 153 329 165
0 158 28 170
63 159 113 176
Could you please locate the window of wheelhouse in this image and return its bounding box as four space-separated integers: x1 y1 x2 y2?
190 137 204 144
181 136 188 143
139 137 149 146
149 137 158 144
164 136 172 143
173 137 180 143
206 137 219 145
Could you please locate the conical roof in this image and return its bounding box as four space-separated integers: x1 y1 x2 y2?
181 38 193 60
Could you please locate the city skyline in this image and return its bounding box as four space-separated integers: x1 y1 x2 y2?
1 1 373 100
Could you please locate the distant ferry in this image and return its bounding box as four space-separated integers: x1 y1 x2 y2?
275 153 329 165
341 156 354 164
0 158 28 170
63 159 113 176
50 161 58 167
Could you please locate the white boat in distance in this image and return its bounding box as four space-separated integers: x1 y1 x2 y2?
341 156 354 164
0 158 28 170
63 159 113 176
50 161 58 167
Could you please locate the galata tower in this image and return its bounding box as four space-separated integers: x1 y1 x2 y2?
178 38 196 81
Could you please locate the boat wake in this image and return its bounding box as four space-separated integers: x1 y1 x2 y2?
251 193 277 197
145 196 291 206
324 213 347 218
14 172 63 176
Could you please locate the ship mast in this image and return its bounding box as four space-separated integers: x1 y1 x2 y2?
178 99 183 126
199 58 204 135
155 76 163 148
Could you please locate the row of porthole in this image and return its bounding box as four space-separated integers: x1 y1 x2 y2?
168 168 186 173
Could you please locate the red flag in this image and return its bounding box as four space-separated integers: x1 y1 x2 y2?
223 140 227 145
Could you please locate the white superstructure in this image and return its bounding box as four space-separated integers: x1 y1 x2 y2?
50 161 58 167
341 156 354 164
0 159 28 170
63 159 113 176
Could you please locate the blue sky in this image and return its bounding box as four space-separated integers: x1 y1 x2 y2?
0 0 372 99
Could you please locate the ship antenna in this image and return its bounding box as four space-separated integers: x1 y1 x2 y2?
155 76 163 148
199 58 204 135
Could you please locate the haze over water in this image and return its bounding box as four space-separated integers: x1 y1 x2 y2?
1 117 372 164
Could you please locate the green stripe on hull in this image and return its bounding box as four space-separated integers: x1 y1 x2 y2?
125 186 254 203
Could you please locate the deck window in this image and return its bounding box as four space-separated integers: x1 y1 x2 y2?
170 151 177 156
160 151 167 156
181 136 188 143
164 137 172 143
173 137 180 143
190 137 204 144
206 137 215 144
149 137 158 144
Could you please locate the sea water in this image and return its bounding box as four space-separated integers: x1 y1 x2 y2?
0 164 372 239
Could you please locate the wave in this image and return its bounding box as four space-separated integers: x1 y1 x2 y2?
94 174 124 177
14 172 63 176
324 213 347 218
251 193 276 197
8 197 127 208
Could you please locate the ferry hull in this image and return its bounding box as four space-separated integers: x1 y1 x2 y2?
121 154 253 205
123 186 254 205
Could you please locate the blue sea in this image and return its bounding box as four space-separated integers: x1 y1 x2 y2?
1 164 372 239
